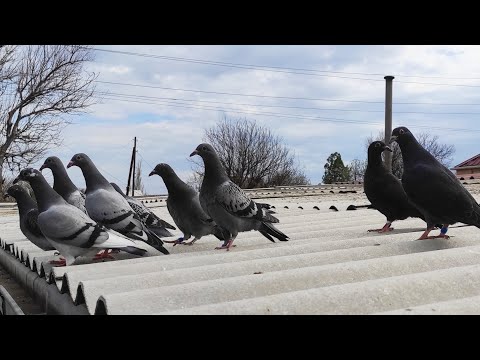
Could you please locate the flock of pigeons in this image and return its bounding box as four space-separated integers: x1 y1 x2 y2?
5 143 289 266
5 126 480 267
364 126 480 239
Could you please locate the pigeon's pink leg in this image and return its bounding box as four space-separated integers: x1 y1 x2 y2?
164 237 187 246
94 250 115 260
417 225 450 240
49 258 66 266
215 237 237 251
183 237 199 245
368 222 394 233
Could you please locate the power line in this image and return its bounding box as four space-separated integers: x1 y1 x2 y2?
90 47 480 81
95 80 480 105
97 94 480 133
97 91 480 115
61 143 128 187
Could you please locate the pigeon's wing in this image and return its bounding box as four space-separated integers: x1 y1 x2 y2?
214 181 278 222
25 209 44 238
67 190 87 214
86 189 144 232
403 162 480 225
129 197 176 230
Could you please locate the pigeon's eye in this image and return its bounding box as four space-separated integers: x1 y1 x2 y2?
76 155 81 160
375 143 381 148
202 146 208 151
399 129 405 135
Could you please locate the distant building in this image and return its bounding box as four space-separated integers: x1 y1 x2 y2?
450 154 480 180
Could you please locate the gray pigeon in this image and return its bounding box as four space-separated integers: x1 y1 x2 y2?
390 126 480 239
364 140 426 232
109 182 176 238
5 184 55 251
14 168 148 266
39 156 87 214
67 153 169 255
149 163 228 246
190 143 289 250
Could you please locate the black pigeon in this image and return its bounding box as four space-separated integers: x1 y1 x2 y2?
390 126 480 239
40 156 87 214
5 184 55 251
67 153 169 255
364 140 425 232
190 143 289 250
110 182 176 238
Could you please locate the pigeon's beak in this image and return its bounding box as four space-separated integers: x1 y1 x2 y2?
3 192 9 198
190 150 199 157
389 135 398 144
39 164 46 171
384 145 393 153
12 177 19 184
66 161 74 168
148 170 156 177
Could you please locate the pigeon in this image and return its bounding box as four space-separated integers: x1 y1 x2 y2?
5 184 55 251
39 156 87 214
67 153 169 255
149 163 229 246
109 182 176 238
390 126 480 239
13 168 149 266
190 143 289 250
364 140 425 232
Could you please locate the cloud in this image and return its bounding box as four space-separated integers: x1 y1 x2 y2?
18 45 480 193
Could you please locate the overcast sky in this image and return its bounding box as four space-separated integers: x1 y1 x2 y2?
35 45 480 194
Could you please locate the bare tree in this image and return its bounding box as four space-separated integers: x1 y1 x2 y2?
0 45 97 200
134 159 146 195
365 130 455 179
192 116 309 189
348 158 368 183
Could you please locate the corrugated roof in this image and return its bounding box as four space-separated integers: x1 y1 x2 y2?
452 154 480 169
2 183 480 315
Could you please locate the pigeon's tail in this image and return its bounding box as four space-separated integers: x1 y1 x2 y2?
212 225 230 241
147 215 176 231
144 228 170 255
149 226 175 238
259 222 289 243
120 246 148 257
260 208 280 223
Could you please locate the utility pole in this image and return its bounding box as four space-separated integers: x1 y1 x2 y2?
132 137 137 197
384 76 394 172
126 137 136 196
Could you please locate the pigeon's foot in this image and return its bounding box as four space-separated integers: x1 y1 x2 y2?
417 234 450 240
183 238 199 246
164 237 185 246
214 239 237 251
368 223 393 233
94 250 115 260
367 227 394 233
214 242 237 250
49 258 66 266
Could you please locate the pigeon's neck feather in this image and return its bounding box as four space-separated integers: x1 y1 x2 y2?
81 162 111 192
367 151 386 171
162 171 193 195
28 176 67 213
203 155 229 186
51 165 78 197
400 139 436 169
14 191 37 216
